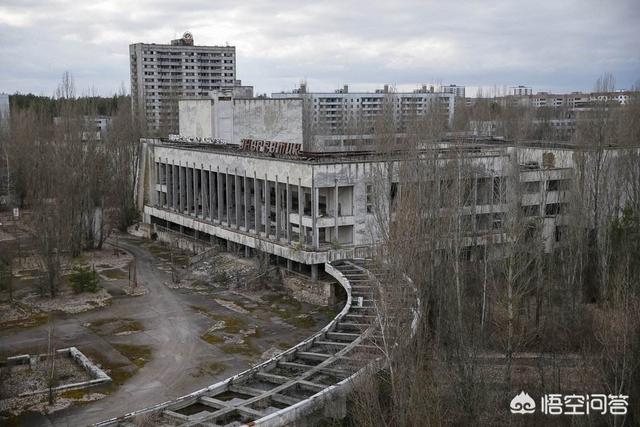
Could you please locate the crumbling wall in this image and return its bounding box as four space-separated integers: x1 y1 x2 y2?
281 269 335 306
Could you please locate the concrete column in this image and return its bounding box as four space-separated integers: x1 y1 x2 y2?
172 162 178 210
298 179 304 244
178 164 185 213
311 264 318 282
186 167 192 215
264 174 270 237
209 166 215 221
245 246 251 258
334 179 339 243
286 176 291 243
312 187 319 248
201 163 207 219
164 160 170 208
193 163 199 217
217 167 223 223
254 173 260 234
243 171 249 230
539 179 544 217
235 170 240 230
153 161 159 207
226 169 232 226
275 176 280 241
287 259 292 271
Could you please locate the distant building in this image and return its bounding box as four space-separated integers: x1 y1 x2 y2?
272 83 455 152
0 93 9 125
510 85 533 96
441 84 466 98
0 94 9 206
129 32 251 133
53 116 111 141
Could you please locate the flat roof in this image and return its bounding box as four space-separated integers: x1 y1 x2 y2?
148 138 509 165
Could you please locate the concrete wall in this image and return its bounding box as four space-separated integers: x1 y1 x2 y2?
232 99 303 146
178 98 303 146
179 100 213 139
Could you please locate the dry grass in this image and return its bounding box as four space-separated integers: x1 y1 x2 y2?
220 340 260 356
190 305 247 333
201 333 224 345
100 268 128 280
88 318 144 336
112 344 152 368
60 389 87 399
0 312 48 331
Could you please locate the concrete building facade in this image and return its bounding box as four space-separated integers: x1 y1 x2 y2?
177 95 303 146
272 84 455 152
441 84 466 98
137 138 576 280
130 32 251 133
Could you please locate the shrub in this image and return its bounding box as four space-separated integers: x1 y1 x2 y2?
68 265 100 293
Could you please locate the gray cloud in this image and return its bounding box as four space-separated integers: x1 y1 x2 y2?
0 0 638 96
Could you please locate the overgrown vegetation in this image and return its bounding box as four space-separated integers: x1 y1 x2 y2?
68 265 100 293
1 72 141 298
112 344 152 368
348 76 640 426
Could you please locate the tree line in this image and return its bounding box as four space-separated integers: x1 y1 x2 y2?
0 72 141 298
348 76 640 426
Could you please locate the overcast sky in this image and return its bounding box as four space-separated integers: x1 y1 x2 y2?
1 0 639 97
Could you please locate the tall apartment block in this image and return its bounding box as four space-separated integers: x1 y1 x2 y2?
129 32 250 133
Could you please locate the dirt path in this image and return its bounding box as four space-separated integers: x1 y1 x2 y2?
46 236 244 426
1 234 331 426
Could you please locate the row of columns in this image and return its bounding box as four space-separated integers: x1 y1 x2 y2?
155 160 322 248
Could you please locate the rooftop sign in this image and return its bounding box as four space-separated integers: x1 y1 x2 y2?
168 134 226 144
240 139 301 156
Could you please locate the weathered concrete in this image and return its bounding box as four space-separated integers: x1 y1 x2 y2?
95 259 386 427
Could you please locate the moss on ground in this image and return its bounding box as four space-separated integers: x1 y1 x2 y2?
220 340 260 356
190 305 247 334
0 411 20 427
100 268 128 280
108 365 137 385
88 318 144 336
0 312 49 331
112 344 152 368
277 341 293 350
286 315 315 328
204 361 227 375
79 348 136 388
190 361 228 378
201 333 224 345
143 242 190 266
60 389 88 399
260 293 319 329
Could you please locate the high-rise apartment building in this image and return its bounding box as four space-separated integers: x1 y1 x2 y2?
130 32 249 133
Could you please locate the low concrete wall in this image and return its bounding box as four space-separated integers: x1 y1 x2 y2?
281 269 334 306
1 347 112 397
154 228 210 255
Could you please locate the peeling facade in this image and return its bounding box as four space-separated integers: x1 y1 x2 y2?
178 96 303 146
138 138 578 279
